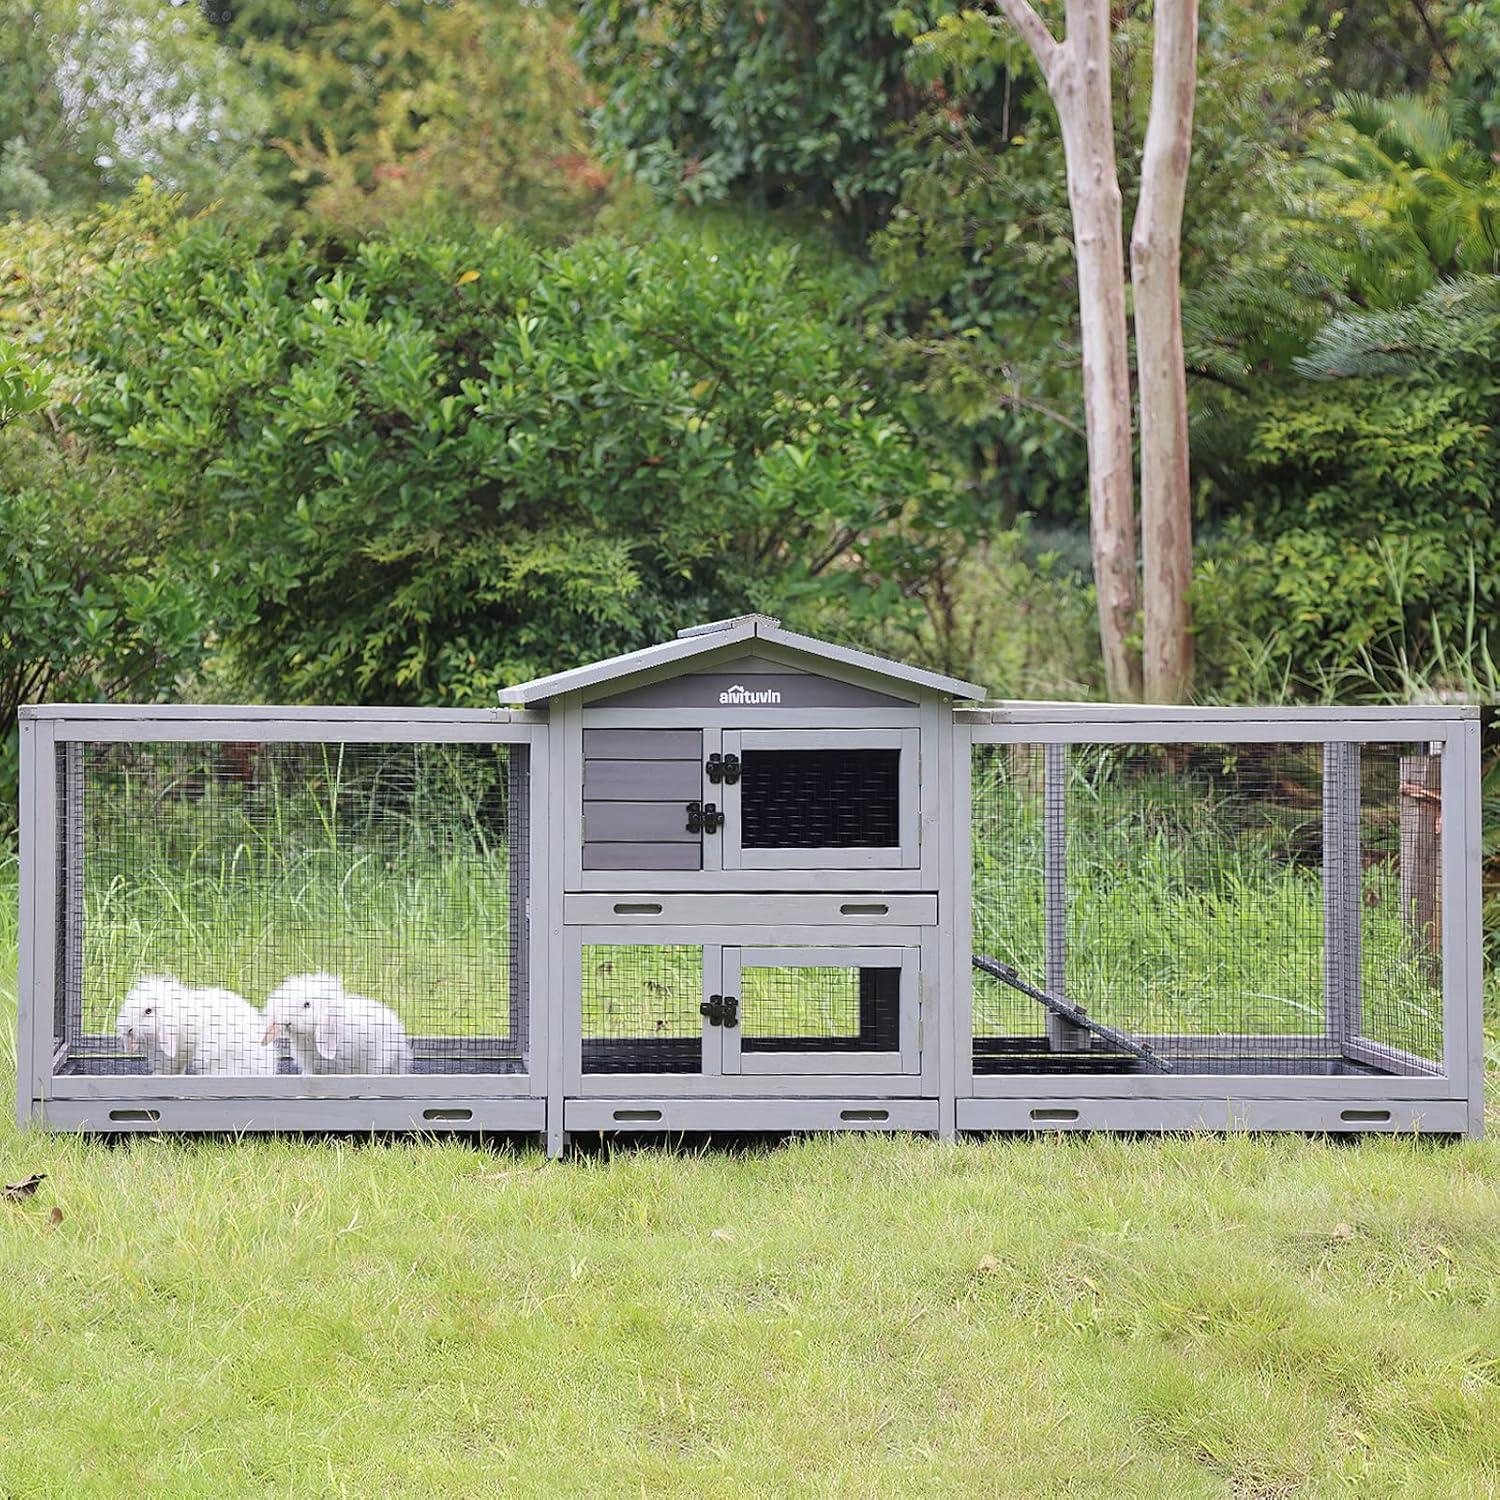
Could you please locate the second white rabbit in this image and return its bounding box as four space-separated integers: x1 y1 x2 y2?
262 973 412 1075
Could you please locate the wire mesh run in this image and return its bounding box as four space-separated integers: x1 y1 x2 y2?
740 748 901 849
54 740 530 1077
580 944 704 1073
739 964 900 1053
971 739 1446 1077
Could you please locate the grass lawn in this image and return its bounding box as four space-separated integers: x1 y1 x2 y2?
3 863 1500 1494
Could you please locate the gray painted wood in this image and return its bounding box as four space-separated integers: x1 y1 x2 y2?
582 759 702 799
561 893 939 925
583 802 701 842
968 1069 1455 1099
582 729 702 759
955 1096 1468 1133
582 843 702 870
565 1098 939 1131
15 719 38 1127
498 615 986 704
593 672 911 711
42 1097 547 1133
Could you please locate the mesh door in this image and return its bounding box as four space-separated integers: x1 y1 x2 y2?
739 749 901 849
739 963 901 1053
54 740 529 1077
580 944 704 1074
1353 745 1444 1068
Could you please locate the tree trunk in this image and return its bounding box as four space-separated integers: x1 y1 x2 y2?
1130 0 1197 703
998 0 1141 702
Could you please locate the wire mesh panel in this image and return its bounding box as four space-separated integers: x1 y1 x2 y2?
971 745 1050 1058
580 944 704 1074
971 735 1450 1079
54 739 529 1077
739 963 901 1053
740 748 900 849
1354 744 1445 1069
1062 742 1327 1072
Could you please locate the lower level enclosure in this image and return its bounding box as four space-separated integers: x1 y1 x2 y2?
15 699 1484 1149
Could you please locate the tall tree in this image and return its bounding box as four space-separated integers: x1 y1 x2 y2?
993 0 1142 701
1131 0 1197 701
996 0 1199 701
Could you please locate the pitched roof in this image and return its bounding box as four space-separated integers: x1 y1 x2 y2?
497 615 988 706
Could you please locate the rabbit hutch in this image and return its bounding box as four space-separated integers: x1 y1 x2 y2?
15 615 1485 1149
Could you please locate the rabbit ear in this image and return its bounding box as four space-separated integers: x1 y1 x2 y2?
314 1007 340 1063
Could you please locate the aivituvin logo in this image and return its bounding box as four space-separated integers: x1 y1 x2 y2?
719 682 782 705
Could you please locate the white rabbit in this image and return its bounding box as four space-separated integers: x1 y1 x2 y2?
117 974 279 1076
262 973 412 1075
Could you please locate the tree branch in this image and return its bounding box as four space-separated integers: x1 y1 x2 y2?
993 0 1060 76
1409 0 1454 76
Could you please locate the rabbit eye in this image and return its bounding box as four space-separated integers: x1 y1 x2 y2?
143 1007 154 1017
302 1001 311 1009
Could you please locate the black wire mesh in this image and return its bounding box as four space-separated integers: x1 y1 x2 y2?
739 963 901 1053
580 944 703 1073
971 738 1447 1078
54 740 529 1077
739 748 900 849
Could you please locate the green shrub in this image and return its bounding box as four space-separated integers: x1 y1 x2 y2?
1195 279 1500 701
74 209 953 702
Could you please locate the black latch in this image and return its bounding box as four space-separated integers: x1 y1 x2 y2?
706 753 741 786
686 800 724 834
700 994 739 1027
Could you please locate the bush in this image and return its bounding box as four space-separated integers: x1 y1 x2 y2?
73 210 954 702
1194 280 1500 700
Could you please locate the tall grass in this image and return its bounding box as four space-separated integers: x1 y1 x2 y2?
24 735 1454 1069
972 746 1445 1059
75 743 516 1038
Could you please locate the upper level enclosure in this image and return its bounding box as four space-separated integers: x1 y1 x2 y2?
501 614 985 893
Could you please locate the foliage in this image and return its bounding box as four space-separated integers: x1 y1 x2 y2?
0 195 221 826
1195 277 1500 700
1449 0 1500 148
1306 90 1500 302
0 0 268 214
577 0 947 239
70 208 951 703
0 464 207 828
874 0 1329 529
207 0 609 237
0 335 49 425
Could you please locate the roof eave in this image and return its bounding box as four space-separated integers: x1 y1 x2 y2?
497 616 988 706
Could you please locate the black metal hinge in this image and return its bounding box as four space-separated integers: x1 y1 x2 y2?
705 753 741 785
699 994 739 1027
686 800 724 834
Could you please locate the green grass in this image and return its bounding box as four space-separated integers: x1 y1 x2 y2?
75 744 517 1039
3 854 1500 1494
74 744 1446 1064
972 747 1445 1060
